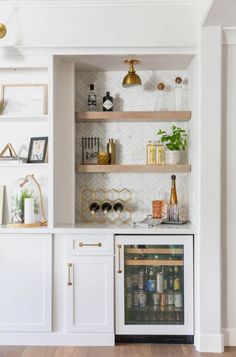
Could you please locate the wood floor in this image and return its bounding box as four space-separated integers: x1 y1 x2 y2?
0 345 235 357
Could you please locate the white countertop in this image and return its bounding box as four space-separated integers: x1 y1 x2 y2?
0 222 195 235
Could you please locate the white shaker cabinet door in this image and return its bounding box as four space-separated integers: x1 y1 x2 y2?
66 256 114 333
0 234 52 332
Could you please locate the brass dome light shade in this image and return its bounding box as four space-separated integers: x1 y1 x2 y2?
0 23 7 39
122 59 142 87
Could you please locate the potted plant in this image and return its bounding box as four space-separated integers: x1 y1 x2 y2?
157 125 188 164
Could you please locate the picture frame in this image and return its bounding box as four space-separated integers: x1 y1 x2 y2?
0 83 48 116
27 137 48 164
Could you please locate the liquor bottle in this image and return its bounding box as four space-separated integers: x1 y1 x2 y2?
156 268 164 293
170 175 178 205
146 268 156 292
107 138 116 164
144 267 149 291
168 266 174 290
89 201 100 215
169 175 178 221
113 200 124 213
173 266 181 291
103 91 113 111
101 201 112 214
138 269 145 290
88 84 96 112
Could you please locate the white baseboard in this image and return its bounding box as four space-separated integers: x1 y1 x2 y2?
223 328 236 346
0 333 115 346
194 333 224 352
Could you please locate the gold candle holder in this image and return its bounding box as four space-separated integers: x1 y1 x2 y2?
97 152 109 165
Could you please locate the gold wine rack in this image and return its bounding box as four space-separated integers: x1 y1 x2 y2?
81 188 132 223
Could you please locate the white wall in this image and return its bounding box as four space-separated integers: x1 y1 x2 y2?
0 4 198 47
222 41 236 346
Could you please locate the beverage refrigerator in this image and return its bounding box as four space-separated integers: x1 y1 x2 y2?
115 235 193 336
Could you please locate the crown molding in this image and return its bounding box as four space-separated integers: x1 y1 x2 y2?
223 28 236 45
0 0 198 8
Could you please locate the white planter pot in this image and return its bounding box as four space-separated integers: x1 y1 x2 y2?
165 150 187 165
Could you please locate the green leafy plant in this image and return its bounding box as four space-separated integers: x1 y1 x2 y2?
157 125 188 151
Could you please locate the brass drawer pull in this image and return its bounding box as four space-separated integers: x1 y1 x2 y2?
117 244 122 274
79 242 102 247
67 263 72 286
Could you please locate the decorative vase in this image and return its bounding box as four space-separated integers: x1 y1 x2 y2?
165 150 187 165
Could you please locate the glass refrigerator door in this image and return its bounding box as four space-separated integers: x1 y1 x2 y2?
115 235 193 335
124 244 184 325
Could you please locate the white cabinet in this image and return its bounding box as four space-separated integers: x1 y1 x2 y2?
0 234 52 332
66 233 114 333
66 255 114 333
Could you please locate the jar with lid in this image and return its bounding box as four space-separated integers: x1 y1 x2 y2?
146 141 156 165
156 141 165 165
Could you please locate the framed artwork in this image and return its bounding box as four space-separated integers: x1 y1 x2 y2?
0 185 4 225
27 137 48 163
0 84 48 115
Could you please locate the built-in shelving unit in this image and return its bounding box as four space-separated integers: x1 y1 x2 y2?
75 111 191 122
76 164 191 173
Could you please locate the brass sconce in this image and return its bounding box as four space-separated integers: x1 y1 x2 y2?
122 59 142 87
0 23 7 39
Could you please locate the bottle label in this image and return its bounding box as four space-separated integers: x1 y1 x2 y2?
174 278 181 291
88 95 96 106
103 99 113 110
174 292 183 308
146 279 155 292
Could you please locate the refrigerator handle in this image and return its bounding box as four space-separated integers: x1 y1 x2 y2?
117 244 122 274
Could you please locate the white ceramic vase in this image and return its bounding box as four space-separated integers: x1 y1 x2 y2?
165 150 187 165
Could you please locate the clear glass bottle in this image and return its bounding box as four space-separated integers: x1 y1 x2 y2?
154 82 167 111
88 84 96 111
175 77 183 111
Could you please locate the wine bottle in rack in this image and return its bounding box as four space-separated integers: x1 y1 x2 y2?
89 201 100 215
101 201 112 214
113 200 124 213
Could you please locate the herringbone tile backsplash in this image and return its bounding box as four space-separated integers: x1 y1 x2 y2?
75 70 189 222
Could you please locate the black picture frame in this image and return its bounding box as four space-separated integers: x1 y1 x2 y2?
27 137 48 163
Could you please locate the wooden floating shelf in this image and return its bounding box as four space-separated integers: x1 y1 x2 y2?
75 111 191 122
125 248 184 254
125 260 183 266
76 164 191 173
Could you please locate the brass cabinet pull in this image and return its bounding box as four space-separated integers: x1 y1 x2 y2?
117 244 122 274
79 242 102 247
67 263 72 286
